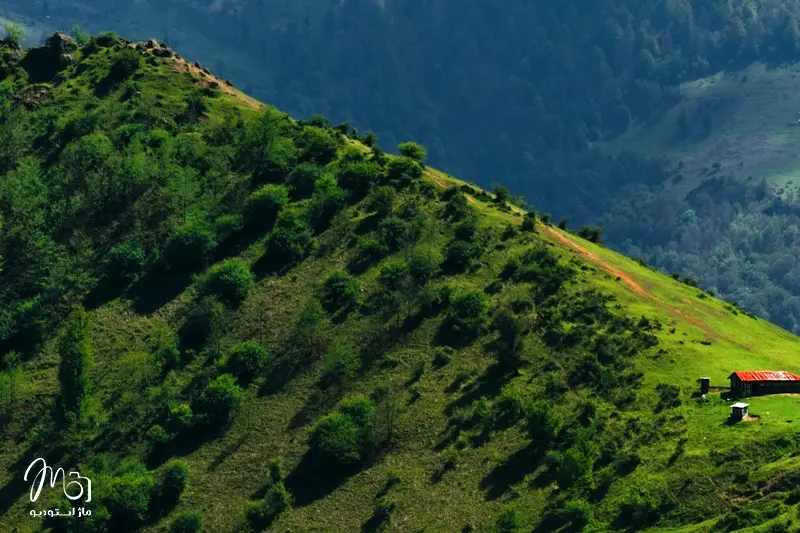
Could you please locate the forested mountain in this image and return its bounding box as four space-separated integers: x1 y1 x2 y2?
5 29 800 533
8 0 800 331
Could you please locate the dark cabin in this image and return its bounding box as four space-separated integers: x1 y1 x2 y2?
728 371 800 397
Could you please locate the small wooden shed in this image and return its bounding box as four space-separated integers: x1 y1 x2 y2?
730 402 749 421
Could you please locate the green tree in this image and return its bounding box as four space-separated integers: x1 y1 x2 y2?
2 23 25 43
194 373 244 424
170 510 204 533
321 270 361 313
226 341 271 382
199 258 254 307
70 25 90 46
398 141 427 164
58 306 93 421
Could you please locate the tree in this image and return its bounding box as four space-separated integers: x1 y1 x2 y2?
246 183 289 225
2 23 25 43
445 290 489 341
58 306 92 421
321 270 360 313
266 208 315 268
398 141 427 164
170 510 204 533
494 185 510 204
226 341 271 382
163 222 217 271
199 258 255 307
194 374 244 424
70 25 90 46
308 396 375 472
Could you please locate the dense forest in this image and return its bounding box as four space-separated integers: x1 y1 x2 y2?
9 0 800 331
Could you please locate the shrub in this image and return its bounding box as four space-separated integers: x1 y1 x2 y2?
180 296 228 351
386 156 423 184
2 22 25 43
296 125 339 165
104 464 154 527
194 374 244 424
109 49 142 83
287 162 323 199
443 240 479 273
578 225 604 243
308 396 374 471
368 186 397 217
170 510 204 533
454 218 479 242
521 212 537 231
226 341 270 382
321 271 360 313
157 459 190 509
167 403 194 433
378 216 410 252
373 496 396 524
495 506 524 533
409 251 440 284
558 499 592 528
526 400 562 445
163 222 217 271
655 383 681 412
146 424 169 447
378 259 411 292
398 141 427 163
199 258 254 306
106 241 145 282
493 307 523 363
308 175 347 231
444 190 470 220
356 235 386 262
266 208 315 268
337 158 382 198
214 213 244 241
494 185 510 204
246 183 289 225
322 341 360 386
148 322 180 370
246 482 293 530
444 290 489 341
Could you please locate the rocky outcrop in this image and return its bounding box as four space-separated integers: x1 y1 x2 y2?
0 39 23 77
20 32 78 83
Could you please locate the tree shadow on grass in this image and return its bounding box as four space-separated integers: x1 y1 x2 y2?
128 266 194 315
443 362 510 417
0 446 65 517
288 385 344 430
84 277 127 310
479 443 545 501
284 456 356 507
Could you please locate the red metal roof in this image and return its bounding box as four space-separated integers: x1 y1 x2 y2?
729 371 800 382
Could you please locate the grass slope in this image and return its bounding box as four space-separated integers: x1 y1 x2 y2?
605 61 800 200
2 33 800 533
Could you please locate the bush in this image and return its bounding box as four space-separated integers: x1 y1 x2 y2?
655 383 681 412
495 506 524 533
164 222 217 271
308 396 374 472
297 125 339 165
444 290 489 342
2 22 25 43
398 141 427 163
106 241 145 282
386 156 423 184
214 213 244 241
322 341 360 386
246 184 289 225
157 459 189 509
409 251 440 284
194 374 244 424
558 499 592 528
167 403 194 433
266 208 315 268
104 464 154 527
337 158 382 199
356 235 387 262
308 175 347 231
444 190 470 220
180 296 228 351
578 225 604 243
321 271 361 313
148 322 181 370
443 240 479 273
246 482 293 530
378 216 410 252
109 49 142 83
170 510 204 533
199 258 254 306
287 162 323 199
146 424 169 447
521 213 537 231
368 186 397 217
494 185 510 204
226 341 270 382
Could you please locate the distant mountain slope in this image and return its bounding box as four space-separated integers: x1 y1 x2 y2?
3 31 800 533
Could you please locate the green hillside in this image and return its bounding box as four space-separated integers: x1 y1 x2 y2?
3 32 800 533
605 61 800 199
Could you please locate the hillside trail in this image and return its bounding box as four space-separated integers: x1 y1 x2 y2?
421 167 728 343
542 226 742 347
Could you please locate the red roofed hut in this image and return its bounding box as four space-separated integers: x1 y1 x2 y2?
728 371 800 397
